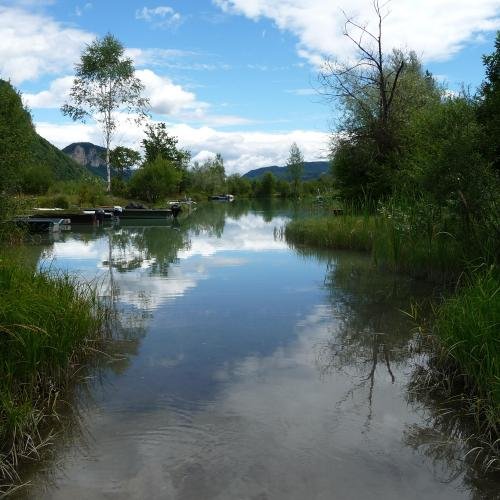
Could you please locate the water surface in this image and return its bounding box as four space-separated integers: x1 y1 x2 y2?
17 201 498 499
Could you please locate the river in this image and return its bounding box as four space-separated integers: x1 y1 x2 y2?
15 201 499 499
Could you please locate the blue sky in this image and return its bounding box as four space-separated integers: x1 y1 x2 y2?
1 0 499 174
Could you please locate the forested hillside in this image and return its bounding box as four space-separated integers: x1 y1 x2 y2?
0 79 90 193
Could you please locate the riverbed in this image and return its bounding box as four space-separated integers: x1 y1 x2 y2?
15 201 498 499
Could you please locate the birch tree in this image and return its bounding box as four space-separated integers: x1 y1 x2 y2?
62 34 149 192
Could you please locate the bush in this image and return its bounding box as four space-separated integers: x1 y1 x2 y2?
19 165 54 195
77 180 106 206
36 194 70 209
128 156 181 203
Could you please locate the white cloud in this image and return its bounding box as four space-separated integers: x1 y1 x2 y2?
23 75 74 108
25 70 254 131
23 69 204 116
125 47 198 67
286 88 316 96
135 5 183 28
136 69 203 116
35 118 329 175
214 0 500 64
0 6 94 84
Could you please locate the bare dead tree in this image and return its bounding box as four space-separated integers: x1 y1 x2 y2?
320 0 405 158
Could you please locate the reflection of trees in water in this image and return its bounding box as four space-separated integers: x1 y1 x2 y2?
403 371 500 498
103 225 191 276
306 247 498 498
315 253 425 429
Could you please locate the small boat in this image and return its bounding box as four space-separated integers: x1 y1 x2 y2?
33 209 108 225
120 208 173 219
14 217 68 233
209 194 234 202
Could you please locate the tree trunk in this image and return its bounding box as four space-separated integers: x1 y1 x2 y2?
106 143 111 193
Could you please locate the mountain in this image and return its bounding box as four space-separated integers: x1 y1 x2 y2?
242 161 331 181
62 142 108 179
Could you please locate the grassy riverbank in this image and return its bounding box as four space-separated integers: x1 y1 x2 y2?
0 260 108 490
430 269 499 432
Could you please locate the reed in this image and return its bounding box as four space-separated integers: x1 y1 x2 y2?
432 268 500 435
0 260 108 489
285 215 375 252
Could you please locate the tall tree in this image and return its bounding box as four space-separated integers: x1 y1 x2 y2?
142 122 190 168
189 154 226 195
477 31 500 172
286 142 304 197
62 34 149 192
110 146 141 179
320 0 405 160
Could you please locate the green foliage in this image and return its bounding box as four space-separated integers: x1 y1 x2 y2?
19 165 54 195
286 142 304 196
62 33 149 191
30 135 89 181
128 156 181 202
433 269 500 433
77 179 106 206
399 95 492 209
329 50 442 201
276 179 291 198
477 32 500 172
36 194 70 209
0 79 89 198
0 80 33 192
286 215 375 252
256 172 277 198
0 260 108 480
142 122 190 168
331 138 390 201
188 154 226 195
110 146 141 179
226 174 252 197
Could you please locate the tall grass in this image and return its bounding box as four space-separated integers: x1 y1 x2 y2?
0 260 108 489
432 268 499 435
285 215 375 252
285 195 497 281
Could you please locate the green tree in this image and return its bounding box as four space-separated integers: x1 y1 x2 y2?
226 174 252 196
142 122 190 168
276 179 291 198
110 146 141 179
286 142 304 197
189 154 226 195
320 1 406 162
62 34 149 192
319 1 444 201
258 172 277 198
128 156 181 203
477 31 500 172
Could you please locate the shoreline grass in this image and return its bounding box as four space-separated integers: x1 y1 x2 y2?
0 260 109 492
431 269 499 434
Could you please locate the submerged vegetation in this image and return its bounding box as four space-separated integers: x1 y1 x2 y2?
0 261 109 491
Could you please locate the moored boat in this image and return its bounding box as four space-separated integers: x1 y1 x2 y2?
209 194 234 202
